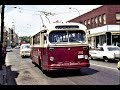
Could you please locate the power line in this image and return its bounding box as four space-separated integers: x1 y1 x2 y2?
5 5 95 16
36 11 57 25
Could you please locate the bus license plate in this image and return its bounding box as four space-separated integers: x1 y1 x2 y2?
78 55 84 59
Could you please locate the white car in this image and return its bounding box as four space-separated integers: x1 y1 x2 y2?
89 45 120 62
20 44 31 58
6 46 12 52
14 45 20 49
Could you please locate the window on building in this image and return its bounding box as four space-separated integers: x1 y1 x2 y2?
99 15 102 23
91 18 94 28
95 16 98 26
88 19 90 24
116 13 120 24
88 19 90 28
103 14 106 24
84 20 86 25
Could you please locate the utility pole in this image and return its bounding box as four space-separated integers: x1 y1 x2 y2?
1 5 5 45
0 5 5 69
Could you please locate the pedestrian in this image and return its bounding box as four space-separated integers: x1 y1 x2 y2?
2 44 7 65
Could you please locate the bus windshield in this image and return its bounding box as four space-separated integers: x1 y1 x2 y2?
49 30 86 44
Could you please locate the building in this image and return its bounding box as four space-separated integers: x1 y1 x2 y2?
0 26 19 47
8 27 19 47
68 5 120 48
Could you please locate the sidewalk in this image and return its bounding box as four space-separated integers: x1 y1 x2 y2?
0 64 7 85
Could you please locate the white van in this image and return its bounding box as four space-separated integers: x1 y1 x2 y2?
20 44 31 58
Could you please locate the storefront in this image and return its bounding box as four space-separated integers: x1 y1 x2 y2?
88 25 120 48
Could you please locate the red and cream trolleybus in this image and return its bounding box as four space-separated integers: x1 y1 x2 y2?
30 22 90 73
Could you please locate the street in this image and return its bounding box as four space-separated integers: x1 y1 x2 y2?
5 49 120 85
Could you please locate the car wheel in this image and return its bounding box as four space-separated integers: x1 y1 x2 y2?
89 55 93 60
103 56 108 62
118 68 120 70
21 55 24 58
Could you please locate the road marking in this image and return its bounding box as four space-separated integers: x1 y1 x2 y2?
91 63 118 70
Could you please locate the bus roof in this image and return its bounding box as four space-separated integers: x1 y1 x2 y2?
42 22 87 30
32 22 87 37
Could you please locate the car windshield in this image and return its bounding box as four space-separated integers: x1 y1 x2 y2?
7 46 12 49
23 45 30 49
107 47 120 51
49 30 86 44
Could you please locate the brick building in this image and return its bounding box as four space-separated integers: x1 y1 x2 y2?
68 5 120 48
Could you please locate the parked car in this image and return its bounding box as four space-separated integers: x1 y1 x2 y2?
14 45 20 49
20 44 31 58
89 45 120 62
6 46 12 52
112 42 120 47
116 42 120 47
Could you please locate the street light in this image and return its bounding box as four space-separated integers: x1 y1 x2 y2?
69 7 80 16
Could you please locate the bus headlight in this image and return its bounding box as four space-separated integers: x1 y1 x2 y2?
50 57 54 61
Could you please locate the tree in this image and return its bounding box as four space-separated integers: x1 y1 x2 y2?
20 36 30 43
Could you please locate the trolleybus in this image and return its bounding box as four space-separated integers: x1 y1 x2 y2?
30 22 90 74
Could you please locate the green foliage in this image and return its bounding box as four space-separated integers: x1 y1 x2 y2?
20 36 30 43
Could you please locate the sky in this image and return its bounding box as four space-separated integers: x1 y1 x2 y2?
2 5 102 36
